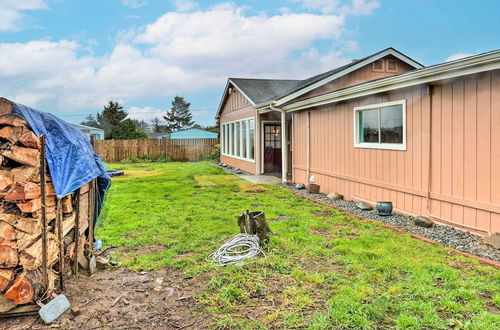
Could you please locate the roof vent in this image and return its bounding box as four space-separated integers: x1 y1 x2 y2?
351 59 358 63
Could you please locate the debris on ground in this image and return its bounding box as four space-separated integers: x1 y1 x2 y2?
207 233 265 266
39 295 70 325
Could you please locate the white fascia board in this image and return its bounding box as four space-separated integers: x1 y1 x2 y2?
215 80 231 119
215 79 257 119
274 49 424 107
282 50 500 112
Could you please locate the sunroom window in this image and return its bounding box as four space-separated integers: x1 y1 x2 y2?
354 100 406 150
221 118 255 161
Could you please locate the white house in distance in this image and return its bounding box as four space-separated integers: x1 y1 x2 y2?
69 123 105 140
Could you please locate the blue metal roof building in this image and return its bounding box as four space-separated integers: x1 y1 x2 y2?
169 128 218 139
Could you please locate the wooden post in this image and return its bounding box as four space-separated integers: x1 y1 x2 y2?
73 188 80 275
237 210 271 243
39 134 48 289
56 199 64 290
88 180 94 248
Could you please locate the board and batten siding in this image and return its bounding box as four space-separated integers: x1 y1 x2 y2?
291 56 416 103
292 70 500 234
219 88 258 174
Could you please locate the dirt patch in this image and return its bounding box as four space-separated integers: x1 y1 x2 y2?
2 268 209 330
239 184 267 193
173 252 196 262
311 210 334 218
271 215 291 222
114 169 164 179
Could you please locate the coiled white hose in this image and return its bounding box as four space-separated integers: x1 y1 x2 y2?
207 233 265 266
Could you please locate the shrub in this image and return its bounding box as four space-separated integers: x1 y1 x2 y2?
120 155 171 164
120 157 140 164
204 144 220 162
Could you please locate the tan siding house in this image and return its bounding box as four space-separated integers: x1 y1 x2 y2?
217 48 500 235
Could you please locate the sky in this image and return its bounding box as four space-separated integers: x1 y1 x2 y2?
0 0 498 127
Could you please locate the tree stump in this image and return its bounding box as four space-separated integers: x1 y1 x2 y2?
237 210 271 243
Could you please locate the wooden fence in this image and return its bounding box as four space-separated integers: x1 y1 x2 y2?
93 138 219 163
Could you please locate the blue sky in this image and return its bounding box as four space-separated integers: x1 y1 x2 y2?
0 0 498 126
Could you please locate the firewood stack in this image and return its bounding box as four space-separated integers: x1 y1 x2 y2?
0 99 95 313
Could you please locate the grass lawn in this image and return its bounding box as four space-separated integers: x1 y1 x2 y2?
97 161 499 329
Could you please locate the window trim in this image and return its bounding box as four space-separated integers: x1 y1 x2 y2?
221 117 256 162
353 99 406 151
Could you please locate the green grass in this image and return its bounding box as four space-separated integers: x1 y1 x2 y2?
97 162 500 329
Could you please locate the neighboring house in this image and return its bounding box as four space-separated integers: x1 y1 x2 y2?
147 132 171 139
69 123 104 140
216 47 500 235
169 128 218 139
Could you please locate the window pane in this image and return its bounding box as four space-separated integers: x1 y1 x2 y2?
380 105 403 143
221 125 224 154
359 109 379 143
230 123 234 155
235 122 240 156
241 121 247 158
249 119 254 160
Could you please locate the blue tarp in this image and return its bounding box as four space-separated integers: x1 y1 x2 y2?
11 102 110 221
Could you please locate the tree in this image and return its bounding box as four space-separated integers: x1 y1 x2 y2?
150 117 165 133
108 119 148 140
163 96 194 132
97 101 128 138
80 114 101 128
132 119 150 132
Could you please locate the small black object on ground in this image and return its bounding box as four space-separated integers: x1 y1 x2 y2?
107 169 125 177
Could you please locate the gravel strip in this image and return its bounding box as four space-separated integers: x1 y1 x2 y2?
283 184 500 262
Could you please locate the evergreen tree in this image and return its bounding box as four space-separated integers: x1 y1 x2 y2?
80 114 101 128
132 119 150 132
163 96 194 132
97 101 127 138
108 119 148 140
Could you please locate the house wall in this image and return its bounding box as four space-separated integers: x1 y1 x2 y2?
293 56 416 103
292 69 500 234
219 88 258 174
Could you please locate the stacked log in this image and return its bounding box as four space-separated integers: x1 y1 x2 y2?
0 99 93 313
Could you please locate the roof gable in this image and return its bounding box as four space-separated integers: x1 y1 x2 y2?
272 48 423 107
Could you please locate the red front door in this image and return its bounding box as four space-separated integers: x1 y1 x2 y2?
264 123 282 173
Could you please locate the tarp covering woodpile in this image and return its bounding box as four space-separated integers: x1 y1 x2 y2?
0 98 109 313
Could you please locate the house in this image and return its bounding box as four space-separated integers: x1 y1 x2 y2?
169 128 218 139
69 123 104 140
216 47 500 235
147 132 171 139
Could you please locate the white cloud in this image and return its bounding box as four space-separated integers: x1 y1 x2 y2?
173 0 199 12
0 0 47 31
0 2 367 113
127 106 167 122
293 0 379 15
445 52 476 62
121 0 147 9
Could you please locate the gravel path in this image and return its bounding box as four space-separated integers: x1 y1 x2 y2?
284 184 500 262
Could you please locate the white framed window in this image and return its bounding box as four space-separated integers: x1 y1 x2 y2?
221 118 255 162
354 100 406 151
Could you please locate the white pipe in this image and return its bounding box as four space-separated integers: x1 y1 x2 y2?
270 103 287 183
424 85 490 235
306 110 310 182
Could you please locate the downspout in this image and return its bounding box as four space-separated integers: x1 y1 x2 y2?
306 110 310 182
270 102 288 183
424 85 490 235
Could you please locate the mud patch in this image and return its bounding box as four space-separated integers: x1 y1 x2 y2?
2 268 209 330
311 210 334 217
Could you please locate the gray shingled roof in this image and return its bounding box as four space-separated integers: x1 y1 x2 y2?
230 48 423 106
229 78 301 105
